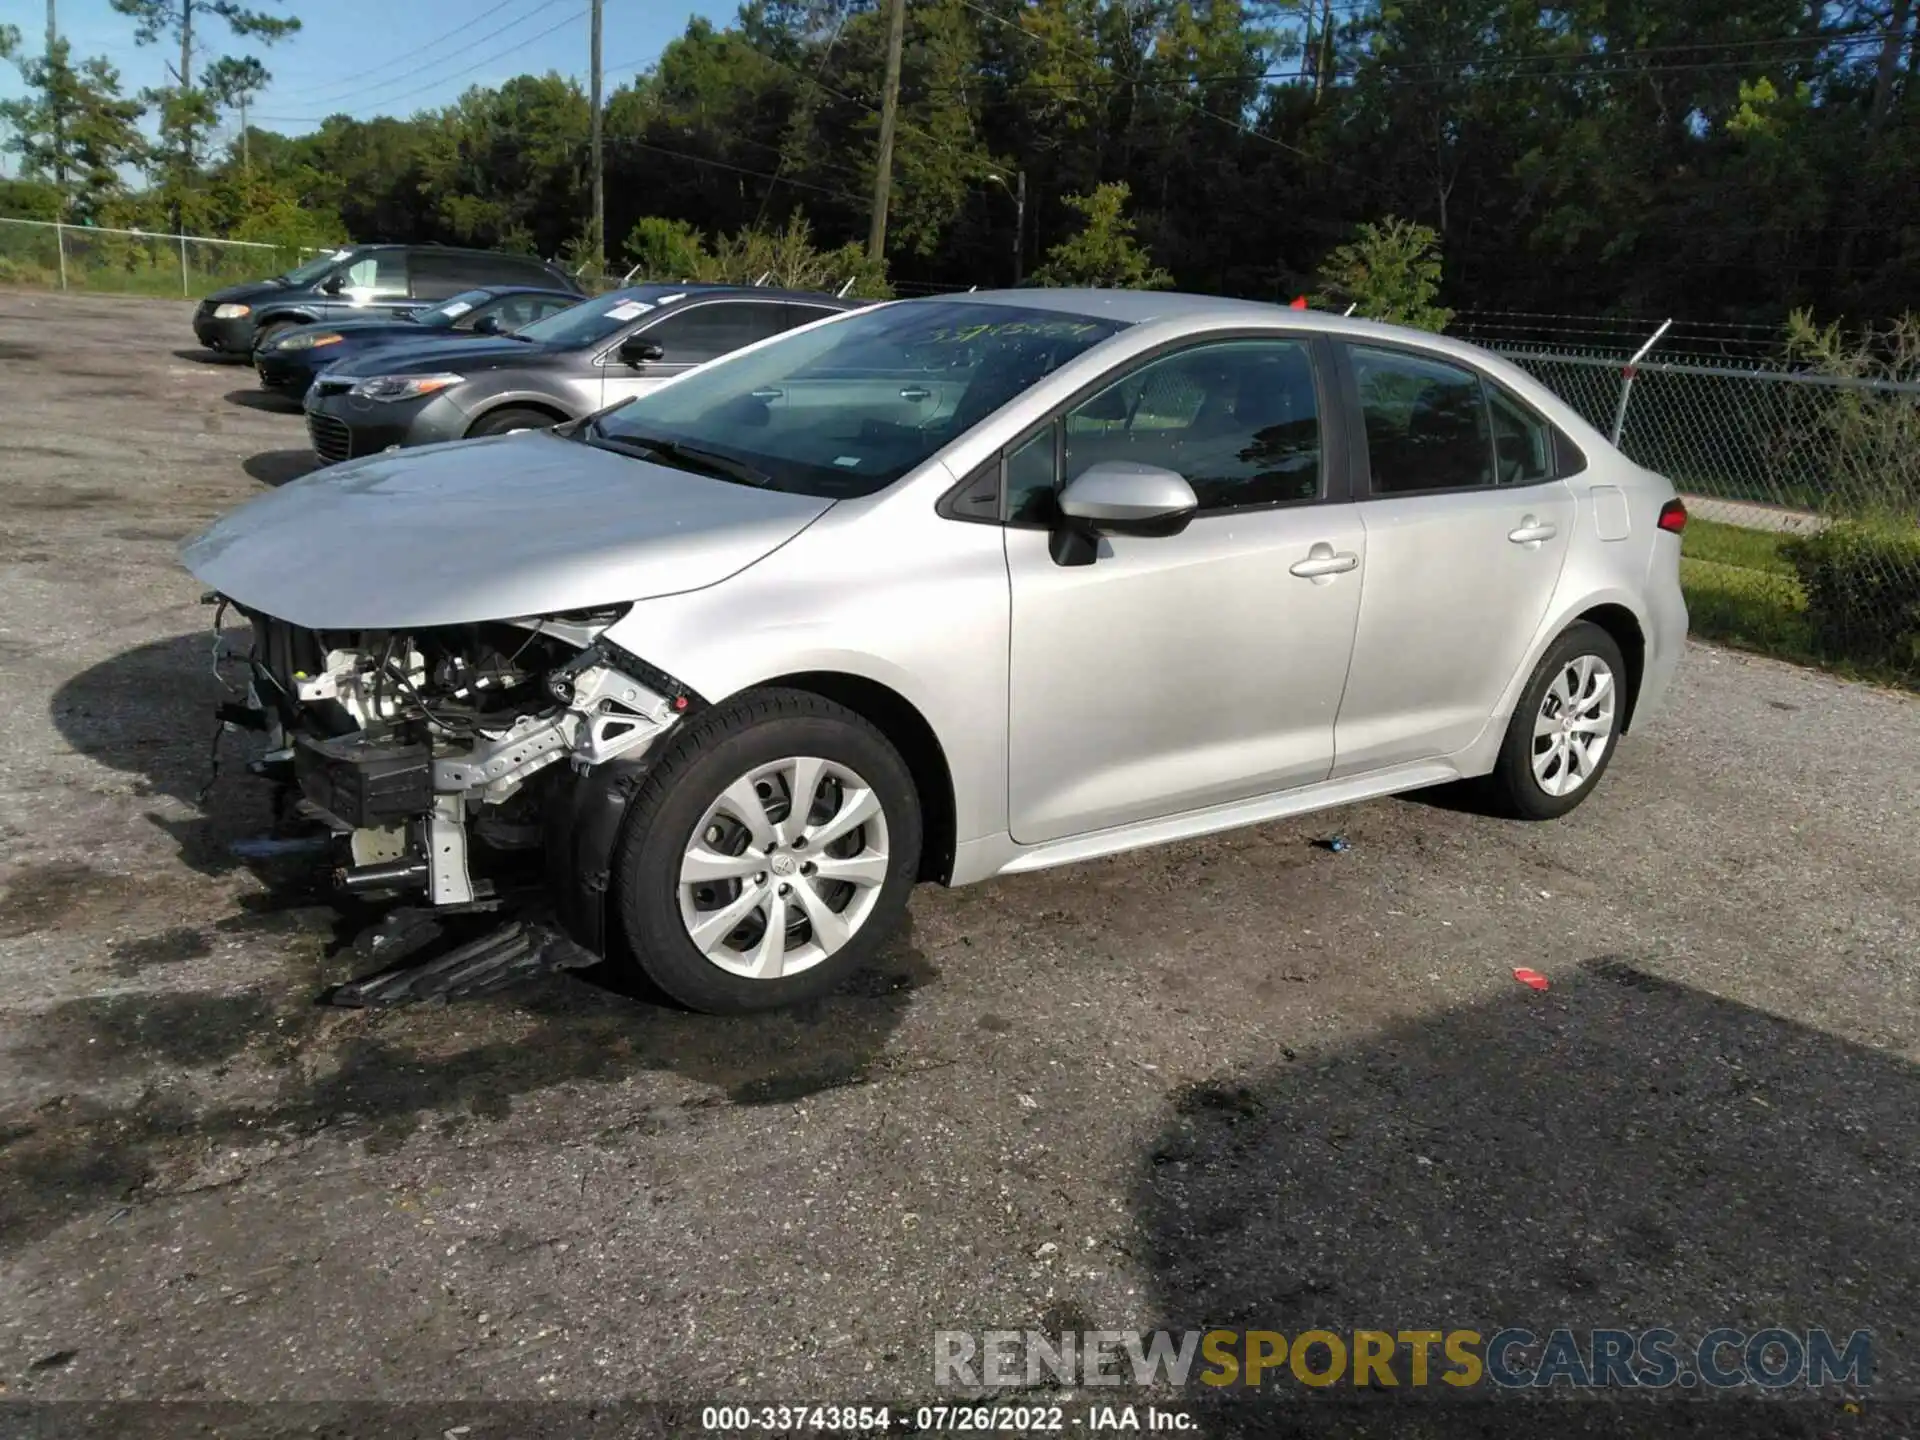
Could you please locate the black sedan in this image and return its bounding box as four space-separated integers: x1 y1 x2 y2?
253 286 582 396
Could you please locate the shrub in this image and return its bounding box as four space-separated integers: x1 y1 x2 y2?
1311 216 1452 332
1780 517 1920 674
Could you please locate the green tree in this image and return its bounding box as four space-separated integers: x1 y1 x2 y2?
1032 182 1172 289
110 0 300 226
0 38 148 220
201 54 268 169
624 216 710 279
1312 216 1452 331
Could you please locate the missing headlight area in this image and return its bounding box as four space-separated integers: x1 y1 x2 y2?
223 602 696 922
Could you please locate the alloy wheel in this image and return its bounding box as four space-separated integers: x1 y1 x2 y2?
677 755 890 980
1531 653 1616 798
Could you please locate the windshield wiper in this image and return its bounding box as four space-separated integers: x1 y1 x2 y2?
582 420 772 488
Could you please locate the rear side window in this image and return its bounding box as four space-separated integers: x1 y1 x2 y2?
470 253 561 289
1488 384 1556 485
644 301 792 364
409 252 470 299
1350 346 1493 495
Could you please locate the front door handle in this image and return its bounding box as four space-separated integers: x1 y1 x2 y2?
750 387 784 401
1508 516 1558 545
1289 543 1359 582
899 386 932 402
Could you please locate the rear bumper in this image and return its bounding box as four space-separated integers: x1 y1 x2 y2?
1634 545 1689 727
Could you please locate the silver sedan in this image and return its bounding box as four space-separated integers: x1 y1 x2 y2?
183 290 1688 1014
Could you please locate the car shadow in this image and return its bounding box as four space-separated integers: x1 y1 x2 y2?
1128 959 1911 1435
225 387 302 414
244 449 320 487
170 347 237 365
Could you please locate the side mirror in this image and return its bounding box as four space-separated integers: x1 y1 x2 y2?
619 336 665 366
471 313 504 335
321 273 344 295
1051 462 1198 566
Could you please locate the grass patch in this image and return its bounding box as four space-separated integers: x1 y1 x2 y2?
1681 516 1801 575
1679 517 1918 688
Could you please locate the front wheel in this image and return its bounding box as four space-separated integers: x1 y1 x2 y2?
1482 621 1626 820
467 405 558 438
614 688 923 1013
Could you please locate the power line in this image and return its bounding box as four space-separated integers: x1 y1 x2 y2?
267 0 535 104
261 0 582 117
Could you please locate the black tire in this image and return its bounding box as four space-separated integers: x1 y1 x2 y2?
250 320 296 356
613 688 922 1014
1482 620 1628 821
467 405 560 438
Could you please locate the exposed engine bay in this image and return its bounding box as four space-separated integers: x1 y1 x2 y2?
214 599 696 925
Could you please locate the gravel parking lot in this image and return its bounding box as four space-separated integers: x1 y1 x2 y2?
0 288 1916 1437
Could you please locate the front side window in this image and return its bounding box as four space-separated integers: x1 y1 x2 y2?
1058 339 1323 512
342 250 409 299
584 300 1128 499
1350 346 1494 495
642 302 791 364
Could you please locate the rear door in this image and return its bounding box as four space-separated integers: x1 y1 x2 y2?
597 299 792 409
1329 342 1577 776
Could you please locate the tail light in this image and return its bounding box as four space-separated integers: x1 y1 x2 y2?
1657 499 1688 535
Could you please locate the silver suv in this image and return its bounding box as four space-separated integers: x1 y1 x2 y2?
181 291 1688 1013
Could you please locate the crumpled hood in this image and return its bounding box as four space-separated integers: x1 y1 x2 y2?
180 432 832 629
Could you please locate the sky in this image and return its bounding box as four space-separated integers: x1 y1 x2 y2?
2 0 738 141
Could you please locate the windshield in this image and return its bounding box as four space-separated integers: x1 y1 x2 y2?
586 301 1128 499
280 250 352 286
417 289 493 327
514 290 653 349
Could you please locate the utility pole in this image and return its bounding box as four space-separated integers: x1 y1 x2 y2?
589 0 604 275
47 0 67 210
866 0 906 264
1012 169 1026 285
239 91 249 171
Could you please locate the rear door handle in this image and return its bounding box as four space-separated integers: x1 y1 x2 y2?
899 386 932 402
1289 543 1359 581
750 387 784 401
1508 516 1558 545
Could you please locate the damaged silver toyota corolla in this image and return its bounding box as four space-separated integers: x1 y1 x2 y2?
182 291 1688 1013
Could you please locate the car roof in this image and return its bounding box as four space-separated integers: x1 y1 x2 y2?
927 288 1552 378
610 283 860 308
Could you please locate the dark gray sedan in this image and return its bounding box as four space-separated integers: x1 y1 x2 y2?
301 283 862 465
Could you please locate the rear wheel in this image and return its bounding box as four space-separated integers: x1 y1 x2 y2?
613 688 922 1013
1482 621 1626 820
467 405 559 438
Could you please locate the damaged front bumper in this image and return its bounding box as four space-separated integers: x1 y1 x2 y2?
214 599 700 954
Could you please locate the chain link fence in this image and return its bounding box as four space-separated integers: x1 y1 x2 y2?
0 216 323 299
1459 314 1920 682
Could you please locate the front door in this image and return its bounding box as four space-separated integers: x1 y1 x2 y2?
322 250 411 321
1330 343 1577 776
1005 336 1365 845
599 298 794 410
